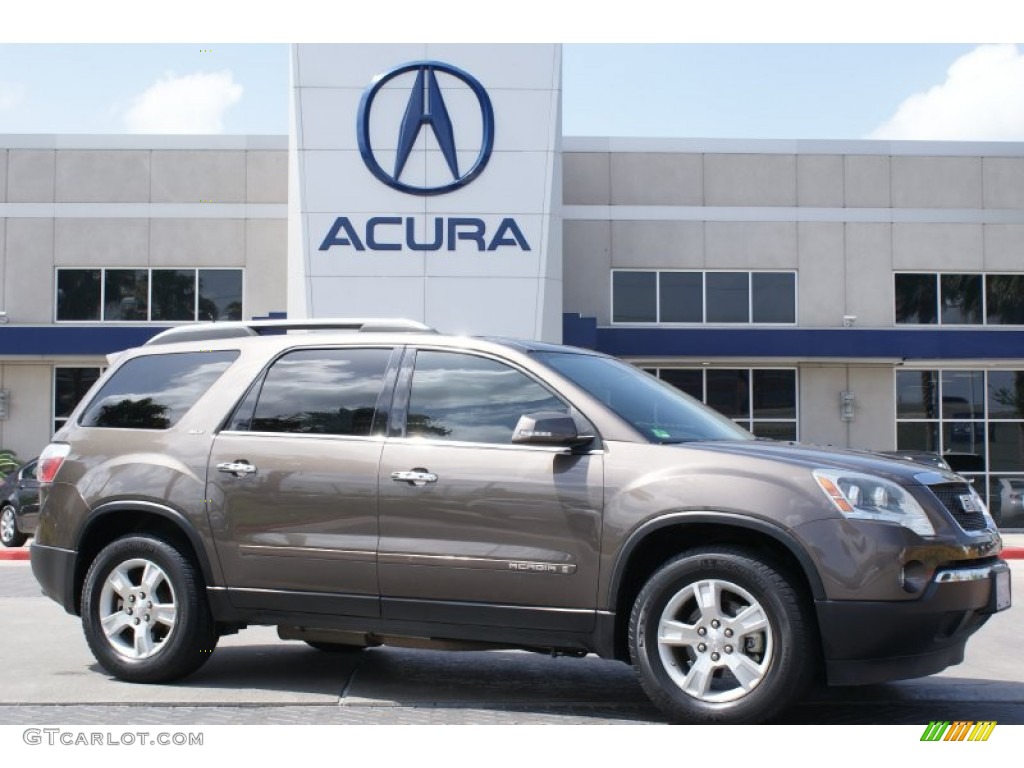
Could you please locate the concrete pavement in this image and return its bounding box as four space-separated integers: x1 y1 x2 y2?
0 560 1019 725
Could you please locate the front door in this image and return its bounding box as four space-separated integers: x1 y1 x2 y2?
377 349 604 631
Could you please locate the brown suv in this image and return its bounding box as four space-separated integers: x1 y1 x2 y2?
30 319 1011 724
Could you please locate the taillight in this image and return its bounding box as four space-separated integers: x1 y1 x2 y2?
37 443 70 483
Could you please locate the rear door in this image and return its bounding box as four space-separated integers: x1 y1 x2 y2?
207 346 398 617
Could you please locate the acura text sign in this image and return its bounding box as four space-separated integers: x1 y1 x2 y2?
288 44 563 340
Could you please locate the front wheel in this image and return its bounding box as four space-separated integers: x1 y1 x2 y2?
0 505 26 548
629 547 815 724
81 535 218 683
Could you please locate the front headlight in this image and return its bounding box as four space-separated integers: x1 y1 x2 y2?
812 469 936 537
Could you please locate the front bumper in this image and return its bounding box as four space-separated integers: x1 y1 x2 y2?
30 542 78 615
818 559 1011 686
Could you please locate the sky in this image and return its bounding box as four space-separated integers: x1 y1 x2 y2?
0 43 1023 141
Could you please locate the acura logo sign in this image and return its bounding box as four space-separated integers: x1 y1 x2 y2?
357 61 495 196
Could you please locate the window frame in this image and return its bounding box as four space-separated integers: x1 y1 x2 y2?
893 272 1024 327
223 345 399 439
391 347 582 447
53 365 106 435
54 267 245 324
646 365 800 440
895 366 1024 530
611 269 798 327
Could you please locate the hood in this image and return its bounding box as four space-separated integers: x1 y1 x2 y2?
679 440 964 486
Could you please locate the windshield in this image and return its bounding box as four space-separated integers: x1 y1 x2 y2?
535 352 753 443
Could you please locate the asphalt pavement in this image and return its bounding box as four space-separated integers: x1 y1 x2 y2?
0 559 1019 725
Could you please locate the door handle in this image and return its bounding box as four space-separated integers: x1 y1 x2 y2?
391 469 438 487
217 461 257 477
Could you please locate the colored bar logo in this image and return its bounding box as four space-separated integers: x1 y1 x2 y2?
920 721 997 741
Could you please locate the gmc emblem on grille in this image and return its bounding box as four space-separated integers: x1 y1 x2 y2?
959 494 980 513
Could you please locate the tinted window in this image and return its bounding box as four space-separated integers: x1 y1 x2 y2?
751 273 796 323
987 275 1024 325
151 270 196 321
406 351 566 443
752 369 796 418
988 371 1024 419
940 274 982 325
104 269 149 321
81 351 238 429
56 269 101 321
659 369 703 400
705 273 749 323
536 352 751 443
896 370 939 419
246 349 391 436
612 271 656 323
895 273 937 324
706 369 750 418
198 270 243 322
660 273 702 322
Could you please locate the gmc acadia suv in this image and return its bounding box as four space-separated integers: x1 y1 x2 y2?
30 319 1011 723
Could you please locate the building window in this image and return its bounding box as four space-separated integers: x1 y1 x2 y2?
896 368 1024 529
54 367 104 434
56 268 243 322
648 367 798 441
895 273 1024 326
612 270 796 325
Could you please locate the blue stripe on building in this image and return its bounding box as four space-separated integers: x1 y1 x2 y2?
563 314 1024 360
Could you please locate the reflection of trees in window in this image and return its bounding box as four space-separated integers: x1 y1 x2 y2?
152 270 196 321
987 275 1024 325
104 270 149 321
990 372 1024 420
940 274 982 325
93 398 170 429
252 407 376 436
895 274 937 324
406 413 453 438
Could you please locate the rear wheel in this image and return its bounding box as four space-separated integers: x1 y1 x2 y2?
0 505 26 548
82 535 218 682
629 547 814 724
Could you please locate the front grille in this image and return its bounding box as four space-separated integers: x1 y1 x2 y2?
929 483 988 531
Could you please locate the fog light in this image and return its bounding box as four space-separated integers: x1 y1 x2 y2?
901 560 928 594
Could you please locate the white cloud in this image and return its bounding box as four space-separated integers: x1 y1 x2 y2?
123 70 242 134
0 83 27 110
868 45 1024 141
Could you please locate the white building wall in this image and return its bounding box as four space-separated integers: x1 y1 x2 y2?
0 136 288 459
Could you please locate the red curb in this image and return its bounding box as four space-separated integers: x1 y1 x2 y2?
0 549 29 561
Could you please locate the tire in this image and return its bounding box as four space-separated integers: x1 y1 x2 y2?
629 547 815 724
304 640 367 654
1 504 27 548
81 535 218 683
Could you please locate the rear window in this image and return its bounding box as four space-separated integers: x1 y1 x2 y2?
79 351 238 430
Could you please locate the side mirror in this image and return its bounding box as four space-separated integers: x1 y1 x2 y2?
512 412 593 447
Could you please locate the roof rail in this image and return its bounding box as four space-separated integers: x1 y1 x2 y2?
144 318 436 346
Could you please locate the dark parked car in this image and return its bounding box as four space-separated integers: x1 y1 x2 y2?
1 459 40 547
30 319 1011 724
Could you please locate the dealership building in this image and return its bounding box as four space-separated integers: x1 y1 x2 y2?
1 44 1023 528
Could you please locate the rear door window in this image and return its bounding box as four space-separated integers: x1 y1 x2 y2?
231 348 393 437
